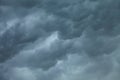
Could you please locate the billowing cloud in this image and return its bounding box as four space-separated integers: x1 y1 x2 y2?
0 0 120 80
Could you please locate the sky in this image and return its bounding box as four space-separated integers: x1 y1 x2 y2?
0 0 120 80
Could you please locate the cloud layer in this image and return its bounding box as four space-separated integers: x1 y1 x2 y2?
0 0 120 80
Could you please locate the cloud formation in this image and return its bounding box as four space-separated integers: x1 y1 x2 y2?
0 0 120 80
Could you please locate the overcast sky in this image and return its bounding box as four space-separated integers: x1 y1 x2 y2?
0 0 120 80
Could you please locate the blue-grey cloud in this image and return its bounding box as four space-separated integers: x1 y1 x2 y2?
0 0 120 80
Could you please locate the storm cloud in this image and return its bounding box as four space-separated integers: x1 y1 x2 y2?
0 0 120 80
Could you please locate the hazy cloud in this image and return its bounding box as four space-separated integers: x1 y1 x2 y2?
0 0 120 80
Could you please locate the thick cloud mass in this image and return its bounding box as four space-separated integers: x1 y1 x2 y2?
0 0 120 80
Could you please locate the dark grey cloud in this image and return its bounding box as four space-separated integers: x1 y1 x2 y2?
0 0 40 8
0 0 120 80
